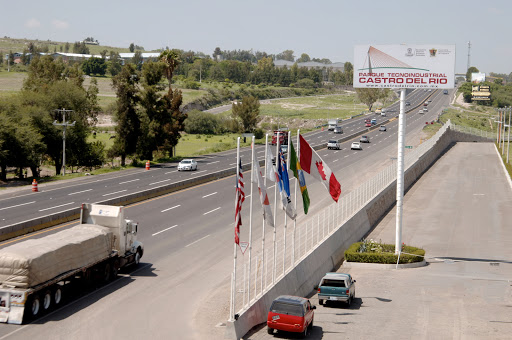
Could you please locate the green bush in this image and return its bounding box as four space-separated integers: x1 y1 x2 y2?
254 128 264 139
344 241 425 264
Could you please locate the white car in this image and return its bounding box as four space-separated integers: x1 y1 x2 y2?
351 142 362 150
327 140 341 150
178 159 197 171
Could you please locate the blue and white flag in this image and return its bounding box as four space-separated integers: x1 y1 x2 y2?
277 147 297 220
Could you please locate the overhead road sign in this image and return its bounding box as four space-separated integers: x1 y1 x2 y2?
471 85 491 101
353 44 456 89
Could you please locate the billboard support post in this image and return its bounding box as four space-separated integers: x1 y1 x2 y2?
395 89 406 254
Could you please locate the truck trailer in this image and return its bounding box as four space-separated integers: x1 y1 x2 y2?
0 203 144 324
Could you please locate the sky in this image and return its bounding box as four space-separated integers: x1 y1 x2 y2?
1 0 511 75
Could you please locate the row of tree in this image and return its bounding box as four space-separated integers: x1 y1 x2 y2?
0 51 188 179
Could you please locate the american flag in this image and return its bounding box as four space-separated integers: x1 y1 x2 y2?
234 158 245 245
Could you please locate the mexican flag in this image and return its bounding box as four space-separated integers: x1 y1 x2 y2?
299 134 341 202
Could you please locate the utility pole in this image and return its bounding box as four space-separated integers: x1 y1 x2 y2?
53 108 75 176
467 41 471 73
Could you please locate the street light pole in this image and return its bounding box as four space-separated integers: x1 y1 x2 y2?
507 107 511 164
53 108 75 176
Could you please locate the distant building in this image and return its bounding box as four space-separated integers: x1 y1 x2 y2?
119 53 161 64
274 59 345 71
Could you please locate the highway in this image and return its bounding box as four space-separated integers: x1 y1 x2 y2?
0 89 452 339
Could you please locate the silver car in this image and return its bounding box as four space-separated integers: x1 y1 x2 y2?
178 159 197 171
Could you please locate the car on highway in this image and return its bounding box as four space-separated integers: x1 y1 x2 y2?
443 90 448 94
419 109 424 114
379 125 387 131
317 273 356 306
405 101 410 106
177 159 197 171
370 118 377 125
365 121 372 127
351 142 362 150
333 126 343 134
267 295 315 337
327 140 341 150
360 135 370 143
423 107 428 112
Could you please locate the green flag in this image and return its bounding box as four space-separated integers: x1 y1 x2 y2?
290 140 310 214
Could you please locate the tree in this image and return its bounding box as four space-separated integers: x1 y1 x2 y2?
82 57 107 76
184 110 220 134
277 50 295 62
213 47 222 60
72 41 89 54
466 66 479 82
129 43 135 53
64 42 70 53
159 49 181 88
355 88 389 111
297 53 311 63
108 51 122 76
231 95 260 133
111 64 141 166
132 51 143 71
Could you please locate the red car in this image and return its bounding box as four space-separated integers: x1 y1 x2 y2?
267 295 315 337
365 122 372 127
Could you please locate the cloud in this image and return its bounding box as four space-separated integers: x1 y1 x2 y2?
52 20 69 29
25 18 41 28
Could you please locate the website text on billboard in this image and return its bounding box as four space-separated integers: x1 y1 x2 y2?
353 45 456 89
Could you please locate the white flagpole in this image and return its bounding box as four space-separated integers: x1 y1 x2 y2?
273 133 280 283
261 134 268 293
292 130 300 266
248 136 255 303
229 137 240 322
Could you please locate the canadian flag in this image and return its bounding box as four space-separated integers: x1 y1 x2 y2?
299 134 341 202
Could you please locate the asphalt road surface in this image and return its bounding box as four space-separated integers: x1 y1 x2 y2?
0 89 459 339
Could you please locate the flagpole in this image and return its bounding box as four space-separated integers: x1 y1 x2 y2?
273 133 280 284
229 137 240 322
248 137 255 303
292 130 299 266
261 134 268 293
283 131 291 274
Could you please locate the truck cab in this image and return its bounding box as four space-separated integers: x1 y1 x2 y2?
271 130 288 145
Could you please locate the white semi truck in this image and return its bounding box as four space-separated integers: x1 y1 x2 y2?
0 203 144 324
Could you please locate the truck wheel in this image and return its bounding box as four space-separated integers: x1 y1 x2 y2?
103 263 112 282
319 299 323 305
29 295 41 317
54 286 63 306
134 249 142 265
112 260 120 278
43 290 52 311
267 327 274 335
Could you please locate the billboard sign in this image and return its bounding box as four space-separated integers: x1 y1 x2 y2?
353 44 456 89
471 72 486 83
471 85 491 101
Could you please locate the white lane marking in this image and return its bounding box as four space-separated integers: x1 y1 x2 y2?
68 189 92 195
149 178 172 185
152 224 178 236
230 163 237 166
202 192 217 198
267 184 275 189
333 159 339 163
353 152 358 155
190 170 207 176
257 150 265 154
39 202 75 212
344 155 349 158
203 207 221 215
208 161 220 165
161 205 180 212
186 234 211 248
102 190 127 196
119 179 139 185
473 194 485 196
0 201 36 211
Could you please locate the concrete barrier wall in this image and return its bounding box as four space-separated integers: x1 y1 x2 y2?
225 127 493 339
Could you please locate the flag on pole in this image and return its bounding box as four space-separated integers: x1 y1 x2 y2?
252 146 275 228
277 147 297 220
290 140 310 214
234 158 245 244
266 144 296 219
299 134 341 202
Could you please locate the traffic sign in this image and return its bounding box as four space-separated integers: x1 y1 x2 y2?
405 146 413 149
239 242 249 254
